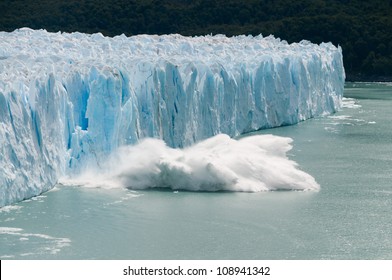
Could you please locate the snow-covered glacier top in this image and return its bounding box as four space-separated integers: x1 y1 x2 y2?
0 29 345 207
0 28 340 70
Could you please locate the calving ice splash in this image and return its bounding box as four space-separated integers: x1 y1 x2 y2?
0 29 344 206
61 134 319 192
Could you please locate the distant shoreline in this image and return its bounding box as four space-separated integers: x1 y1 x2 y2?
345 73 392 83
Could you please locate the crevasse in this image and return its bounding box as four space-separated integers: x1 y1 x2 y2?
0 29 345 206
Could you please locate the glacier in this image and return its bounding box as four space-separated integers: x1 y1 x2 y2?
0 28 345 207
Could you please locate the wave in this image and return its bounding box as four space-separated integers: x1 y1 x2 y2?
342 97 361 109
0 227 71 257
60 134 319 192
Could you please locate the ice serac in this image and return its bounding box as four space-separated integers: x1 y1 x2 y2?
0 29 345 206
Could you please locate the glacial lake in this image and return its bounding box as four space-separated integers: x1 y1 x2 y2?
1 82 391 259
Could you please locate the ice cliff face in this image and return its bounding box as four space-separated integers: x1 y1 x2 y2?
0 28 345 206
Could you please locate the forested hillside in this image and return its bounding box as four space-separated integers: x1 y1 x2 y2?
1 0 391 80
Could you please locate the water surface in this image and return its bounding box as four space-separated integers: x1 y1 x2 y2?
1 82 391 259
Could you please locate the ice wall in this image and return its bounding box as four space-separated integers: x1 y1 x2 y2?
0 29 345 206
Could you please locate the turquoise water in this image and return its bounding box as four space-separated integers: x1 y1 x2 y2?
1 83 392 259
